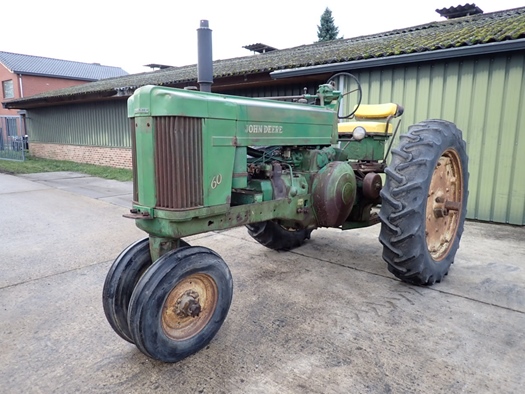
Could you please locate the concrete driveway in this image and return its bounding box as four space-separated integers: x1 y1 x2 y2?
1 172 524 393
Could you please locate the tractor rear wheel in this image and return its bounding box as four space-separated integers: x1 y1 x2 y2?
246 220 313 251
102 237 189 343
379 120 468 285
127 246 233 362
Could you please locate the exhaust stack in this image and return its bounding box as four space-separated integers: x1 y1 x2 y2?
197 20 213 92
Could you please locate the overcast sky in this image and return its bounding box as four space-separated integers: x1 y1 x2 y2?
2 1 524 74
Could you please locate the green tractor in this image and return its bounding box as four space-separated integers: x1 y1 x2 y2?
102 73 468 363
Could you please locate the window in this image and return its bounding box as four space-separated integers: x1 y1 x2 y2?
6 117 18 137
2 80 14 99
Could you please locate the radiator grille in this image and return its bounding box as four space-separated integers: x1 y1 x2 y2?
154 116 203 209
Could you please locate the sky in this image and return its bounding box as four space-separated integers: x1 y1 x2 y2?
2 0 524 75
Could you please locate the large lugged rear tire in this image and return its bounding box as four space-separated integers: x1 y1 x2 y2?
246 220 313 251
379 120 469 285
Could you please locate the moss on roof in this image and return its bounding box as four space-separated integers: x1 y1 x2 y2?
5 6 525 107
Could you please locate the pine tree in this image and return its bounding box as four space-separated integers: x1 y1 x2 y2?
317 7 340 42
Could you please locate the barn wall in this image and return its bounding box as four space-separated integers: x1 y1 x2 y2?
27 100 129 147
338 52 525 225
24 53 525 224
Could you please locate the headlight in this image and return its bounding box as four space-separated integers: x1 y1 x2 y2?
352 126 366 141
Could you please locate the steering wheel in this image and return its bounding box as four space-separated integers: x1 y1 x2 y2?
327 72 362 119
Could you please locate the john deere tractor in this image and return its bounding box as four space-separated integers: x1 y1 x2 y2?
102 73 468 363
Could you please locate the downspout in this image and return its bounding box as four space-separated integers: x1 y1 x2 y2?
18 74 24 98
17 74 27 143
338 78 344 118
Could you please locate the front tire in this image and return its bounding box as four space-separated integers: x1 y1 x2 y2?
102 238 152 343
102 237 189 343
379 120 469 285
128 246 233 362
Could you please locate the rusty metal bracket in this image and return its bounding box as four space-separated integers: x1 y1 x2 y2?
123 206 154 220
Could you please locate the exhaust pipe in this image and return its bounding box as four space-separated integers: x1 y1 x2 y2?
197 20 213 92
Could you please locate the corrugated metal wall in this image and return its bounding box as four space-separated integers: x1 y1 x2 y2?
25 55 524 225
27 100 129 148
338 52 525 225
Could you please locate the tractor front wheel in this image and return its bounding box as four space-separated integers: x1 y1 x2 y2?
102 237 189 343
246 220 313 251
379 120 468 285
127 246 233 362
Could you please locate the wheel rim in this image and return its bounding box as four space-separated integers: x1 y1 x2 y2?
425 148 464 261
161 273 218 341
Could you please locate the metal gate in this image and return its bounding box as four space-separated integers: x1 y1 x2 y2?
0 116 26 161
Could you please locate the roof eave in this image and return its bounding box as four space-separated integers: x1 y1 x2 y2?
270 39 525 79
2 89 119 109
12 71 99 81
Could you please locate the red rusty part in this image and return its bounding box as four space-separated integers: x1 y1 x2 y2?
362 172 382 200
349 161 386 176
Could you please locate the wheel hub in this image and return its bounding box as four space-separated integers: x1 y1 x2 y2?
425 149 463 261
432 197 461 218
161 273 218 341
175 290 202 318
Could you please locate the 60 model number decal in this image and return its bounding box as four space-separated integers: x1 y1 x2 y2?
211 174 223 189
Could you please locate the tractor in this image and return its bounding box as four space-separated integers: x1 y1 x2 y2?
102 72 468 363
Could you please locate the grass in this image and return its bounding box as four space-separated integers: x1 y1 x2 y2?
0 154 133 182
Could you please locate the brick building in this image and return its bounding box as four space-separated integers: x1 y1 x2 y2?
0 51 128 146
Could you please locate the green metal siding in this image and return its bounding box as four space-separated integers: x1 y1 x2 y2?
339 53 525 225
26 100 130 148
23 55 525 225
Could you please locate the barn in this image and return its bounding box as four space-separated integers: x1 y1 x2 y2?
3 5 525 224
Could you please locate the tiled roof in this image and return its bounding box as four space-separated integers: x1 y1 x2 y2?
4 6 525 108
436 4 484 19
0 51 128 81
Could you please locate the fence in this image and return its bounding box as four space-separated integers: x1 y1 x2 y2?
0 116 26 161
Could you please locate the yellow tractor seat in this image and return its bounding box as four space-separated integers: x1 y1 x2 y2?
354 103 400 119
338 103 403 136
338 121 393 134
